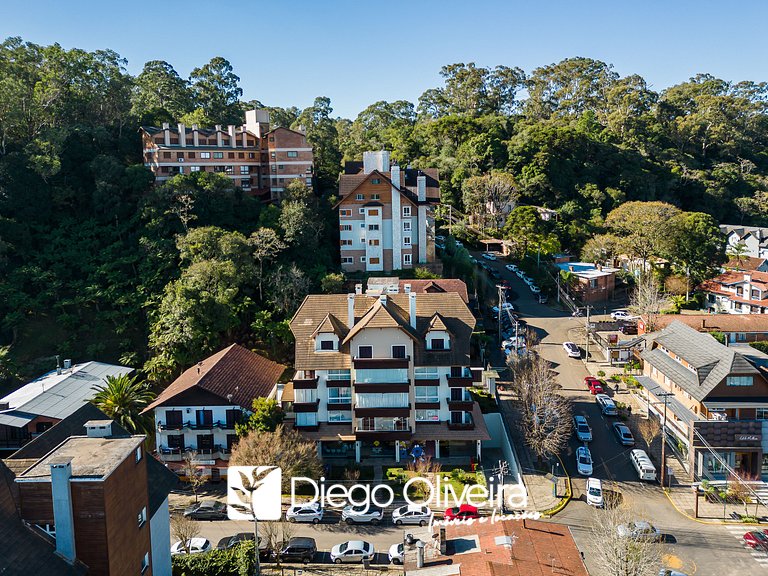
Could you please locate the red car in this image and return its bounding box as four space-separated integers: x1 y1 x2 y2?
444 504 480 521
584 377 603 395
743 530 768 551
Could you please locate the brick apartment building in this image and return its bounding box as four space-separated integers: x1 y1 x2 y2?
140 109 314 201
285 288 489 463
336 151 439 273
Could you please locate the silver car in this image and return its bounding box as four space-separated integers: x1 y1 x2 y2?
341 505 383 524
330 540 374 564
392 504 433 526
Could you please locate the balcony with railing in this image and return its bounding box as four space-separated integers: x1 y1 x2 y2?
157 420 237 431
293 370 319 389
447 367 473 387
353 356 410 369
157 445 233 462
355 417 410 434
447 411 475 430
447 390 475 411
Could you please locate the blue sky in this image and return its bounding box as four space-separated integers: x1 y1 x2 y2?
2 0 766 118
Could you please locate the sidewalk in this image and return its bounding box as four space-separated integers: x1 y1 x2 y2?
497 385 568 514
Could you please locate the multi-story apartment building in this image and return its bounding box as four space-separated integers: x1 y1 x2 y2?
142 344 285 479
140 109 313 201
721 224 768 260
337 151 439 273
13 420 171 576
700 270 768 314
286 289 489 463
639 321 768 480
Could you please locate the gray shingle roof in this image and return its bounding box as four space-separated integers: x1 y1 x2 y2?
641 321 760 402
634 376 702 425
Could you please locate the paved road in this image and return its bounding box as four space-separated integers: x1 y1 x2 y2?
470 249 762 575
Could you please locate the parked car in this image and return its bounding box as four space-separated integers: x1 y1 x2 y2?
596 393 618 416
619 323 638 335
501 336 526 351
612 422 635 446
630 449 657 481
492 303 515 315
584 376 603 394
743 530 768 551
538 294 548 304
435 235 446 242
522 275 534 285
388 543 405 564
444 504 480 521
611 310 637 321
216 533 271 559
392 504 433 526
573 415 592 442
183 500 227 520
576 446 593 476
586 477 603 508
330 540 375 564
482 252 497 261
341 505 383 524
617 521 662 542
563 342 581 358
273 537 317 563
505 263 519 272
171 538 212 556
659 571 689 576
529 284 541 294
286 502 324 523
515 269 525 278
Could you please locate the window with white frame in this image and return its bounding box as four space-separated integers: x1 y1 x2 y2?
415 386 440 403
392 345 407 358
341 257 353 265
359 208 365 214
340 209 352 217
340 239 352 246
356 194 364 200
200 152 211 159
327 369 351 381
415 409 440 422
403 254 412 266
328 387 352 403
141 553 149 574
360 256 367 263
403 206 411 217
372 193 380 200
415 367 439 380
403 236 412 247
295 389 318 403
403 221 411 232
355 393 409 408
190 166 200 172
727 376 753 386
138 506 147 527
328 410 352 422
340 224 352 231
295 413 318 426
135 446 142 462
757 408 768 420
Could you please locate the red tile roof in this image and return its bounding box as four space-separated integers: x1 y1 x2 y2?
399 279 470 303
643 314 768 334
144 344 285 412
724 256 768 271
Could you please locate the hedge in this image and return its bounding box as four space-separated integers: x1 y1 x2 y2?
172 541 254 576
750 341 768 354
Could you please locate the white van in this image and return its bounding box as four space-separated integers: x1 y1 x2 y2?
629 449 657 481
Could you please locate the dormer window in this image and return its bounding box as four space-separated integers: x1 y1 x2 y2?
429 338 446 350
315 334 339 352
426 330 450 350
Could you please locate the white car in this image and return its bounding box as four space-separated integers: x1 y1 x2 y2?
596 393 618 416
576 446 593 476
573 415 592 442
563 342 581 358
529 284 541 294
505 264 519 272
171 538 212 556
501 336 526 350
392 504 433 526
482 252 497 261
435 235 446 242
617 521 661 541
522 275 534 285
388 542 405 564
611 310 636 321
330 540 375 564
341 505 383 524
515 269 525 278
491 303 515 315
286 502 324 523
586 477 603 507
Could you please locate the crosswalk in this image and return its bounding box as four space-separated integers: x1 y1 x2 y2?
723 524 768 567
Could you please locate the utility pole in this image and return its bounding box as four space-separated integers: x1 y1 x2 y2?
585 305 591 361
449 204 452 235
659 392 672 489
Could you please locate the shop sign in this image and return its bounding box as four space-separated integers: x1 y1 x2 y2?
736 434 759 442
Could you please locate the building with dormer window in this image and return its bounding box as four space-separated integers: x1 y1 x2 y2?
286 288 489 463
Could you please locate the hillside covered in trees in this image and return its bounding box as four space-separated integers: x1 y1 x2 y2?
1 36 767 390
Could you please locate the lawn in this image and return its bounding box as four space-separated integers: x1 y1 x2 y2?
384 466 487 501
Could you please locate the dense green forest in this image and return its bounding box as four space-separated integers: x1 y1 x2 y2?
1 36 767 390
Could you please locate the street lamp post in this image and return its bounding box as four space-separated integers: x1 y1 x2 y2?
649 390 674 488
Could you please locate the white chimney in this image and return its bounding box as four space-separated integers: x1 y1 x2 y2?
355 283 363 295
50 458 76 563
409 292 417 329
347 294 355 328
417 174 426 201
228 125 237 148
178 123 186 147
162 122 170 146
404 284 412 293
379 294 387 306
84 420 113 438
215 125 223 147
192 124 199 146
63 359 72 370
363 151 390 174
391 164 401 189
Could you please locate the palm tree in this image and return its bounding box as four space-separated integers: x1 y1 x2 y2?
727 241 750 269
91 374 156 436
